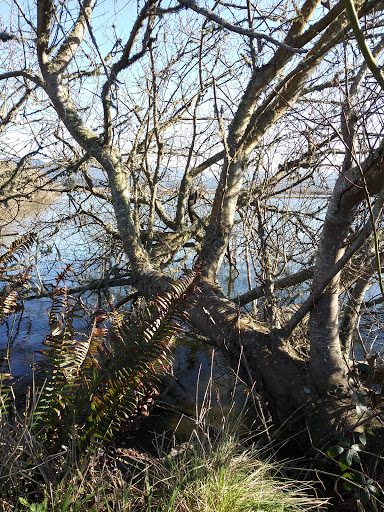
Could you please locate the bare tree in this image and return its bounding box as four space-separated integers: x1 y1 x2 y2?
1 0 384 439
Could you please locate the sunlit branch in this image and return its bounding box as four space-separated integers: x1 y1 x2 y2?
0 71 44 87
178 0 307 53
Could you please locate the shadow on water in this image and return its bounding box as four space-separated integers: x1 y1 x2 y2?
127 331 255 453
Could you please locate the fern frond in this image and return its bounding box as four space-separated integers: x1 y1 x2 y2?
33 267 201 452
0 373 12 413
33 269 80 438
0 233 35 326
0 232 36 273
81 268 200 445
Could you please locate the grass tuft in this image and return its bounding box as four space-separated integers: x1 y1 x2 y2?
142 417 326 512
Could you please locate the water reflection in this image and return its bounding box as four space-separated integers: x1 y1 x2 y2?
0 290 251 449
128 333 252 452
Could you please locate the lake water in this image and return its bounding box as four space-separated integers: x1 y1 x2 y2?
0 290 251 449
0 196 251 445
0 191 382 447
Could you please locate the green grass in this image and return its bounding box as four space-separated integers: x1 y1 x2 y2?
0 388 327 512
142 418 326 512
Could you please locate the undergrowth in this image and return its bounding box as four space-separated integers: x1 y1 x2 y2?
141 406 327 512
0 234 378 511
0 385 328 512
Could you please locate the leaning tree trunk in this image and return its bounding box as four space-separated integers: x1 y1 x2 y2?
32 0 384 443
309 141 384 392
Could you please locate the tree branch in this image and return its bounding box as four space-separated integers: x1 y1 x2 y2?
0 71 44 87
345 0 384 91
178 0 307 53
282 188 384 338
237 267 315 307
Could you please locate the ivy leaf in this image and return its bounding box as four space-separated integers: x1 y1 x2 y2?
326 445 344 458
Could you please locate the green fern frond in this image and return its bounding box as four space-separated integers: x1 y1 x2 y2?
33 268 80 438
33 267 201 452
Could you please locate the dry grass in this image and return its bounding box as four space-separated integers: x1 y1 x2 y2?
0 382 329 512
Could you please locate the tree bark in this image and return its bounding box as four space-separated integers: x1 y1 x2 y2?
8 0 382 442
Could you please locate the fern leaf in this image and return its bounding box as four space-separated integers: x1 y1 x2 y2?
0 233 35 326
33 266 201 452
82 268 200 445
0 232 36 272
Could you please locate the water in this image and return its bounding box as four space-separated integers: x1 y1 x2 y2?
1 190 382 447
0 293 250 449
130 335 251 452
0 218 250 447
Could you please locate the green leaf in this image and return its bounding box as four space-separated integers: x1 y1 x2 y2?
339 461 349 472
356 404 369 418
335 387 343 397
340 449 353 467
359 433 367 445
326 445 344 458
352 472 366 485
352 391 366 404
341 472 359 491
361 489 371 503
351 449 361 464
29 504 47 512
368 484 378 495
342 481 355 492
357 362 372 374
337 435 351 448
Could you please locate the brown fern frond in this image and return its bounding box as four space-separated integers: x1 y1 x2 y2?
0 232 36 274
0 234 36 326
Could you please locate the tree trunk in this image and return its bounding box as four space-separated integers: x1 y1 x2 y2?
28 0 384 444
